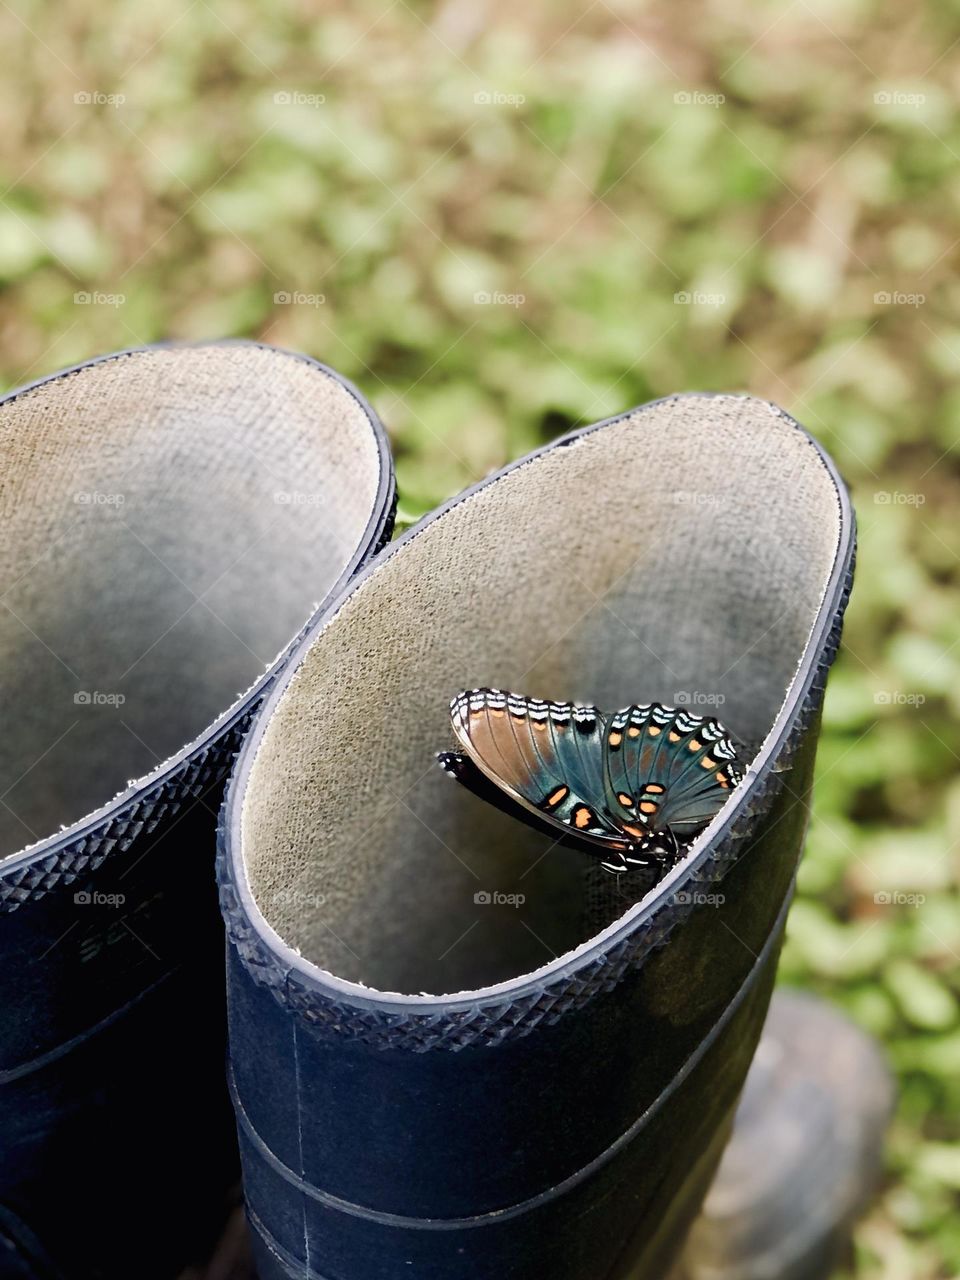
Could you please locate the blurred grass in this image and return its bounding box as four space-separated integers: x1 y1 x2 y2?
1 0 958 1275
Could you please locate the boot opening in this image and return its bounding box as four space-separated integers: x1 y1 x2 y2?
0 344 383 858
241 394 846 997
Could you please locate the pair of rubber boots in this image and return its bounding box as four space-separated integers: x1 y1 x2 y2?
0 343 888 1280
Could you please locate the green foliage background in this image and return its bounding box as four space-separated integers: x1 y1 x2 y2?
1 1 958 1275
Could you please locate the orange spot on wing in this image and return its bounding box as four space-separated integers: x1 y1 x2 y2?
701 757 716 769
645 783 665 794
617 792 634 808
574 806 592 829
546 785 569 808
627 726 641 738
608 731 623 747
689 739 702 751
639 801 658 815
622 823 645 838
648 725 661 737
669 731 681 742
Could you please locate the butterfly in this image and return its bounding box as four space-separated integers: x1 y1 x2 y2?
437 688 742 874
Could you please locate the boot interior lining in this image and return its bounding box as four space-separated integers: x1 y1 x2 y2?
0 344 382 859
241 393 844 996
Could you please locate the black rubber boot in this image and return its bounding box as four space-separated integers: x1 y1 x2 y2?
218 392 856 1280
675 988 893 1280
0 343 394 1279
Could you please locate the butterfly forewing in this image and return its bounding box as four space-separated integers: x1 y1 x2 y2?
603 703 741 836
449 689 630 851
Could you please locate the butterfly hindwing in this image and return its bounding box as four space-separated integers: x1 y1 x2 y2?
604 703 742 836
449 688 630 851
604 703 669 839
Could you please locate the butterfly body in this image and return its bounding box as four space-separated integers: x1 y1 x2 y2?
439 688 742 874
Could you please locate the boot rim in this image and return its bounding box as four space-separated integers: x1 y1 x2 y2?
0 339 396 882
219 390 856 1023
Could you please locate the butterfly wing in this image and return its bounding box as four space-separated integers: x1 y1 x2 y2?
446 688 632 853
604 703 741 837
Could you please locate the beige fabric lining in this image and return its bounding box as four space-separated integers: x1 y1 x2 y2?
243 393 843 996
0 344 381 859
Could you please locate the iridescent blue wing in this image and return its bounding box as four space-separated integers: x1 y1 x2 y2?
444 688 632 854
603 703 741 837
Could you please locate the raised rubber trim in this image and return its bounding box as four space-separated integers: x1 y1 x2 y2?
0 966 179 1083
246 1204 334 1280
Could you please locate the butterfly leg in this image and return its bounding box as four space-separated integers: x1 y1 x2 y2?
659 826 691 871
599 851 630 875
